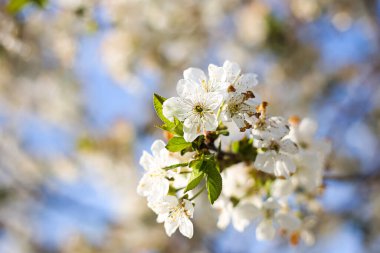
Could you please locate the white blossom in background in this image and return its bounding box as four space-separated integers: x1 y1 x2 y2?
214 196 259 232
254 198 301 241
149 195 194 238
288 117 331 191
137 140 179 202
220 163 254 198
254 138 298 178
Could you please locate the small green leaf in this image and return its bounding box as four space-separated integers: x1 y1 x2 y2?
153 93 170 124
172 117 184 136
6 0 47 13
166 137 191 152
153 94 184 137
185 165 204 192
204 160 222 204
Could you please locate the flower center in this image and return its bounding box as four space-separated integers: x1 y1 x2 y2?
269 141 280 152
195 105 203 113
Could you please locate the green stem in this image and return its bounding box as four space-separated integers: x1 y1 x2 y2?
162 162 189 170
216 101 225 121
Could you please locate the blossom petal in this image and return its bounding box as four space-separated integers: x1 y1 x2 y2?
208 64 229 93
203 113 218 131
179 217 194 238
164 219 179 237
280 139 298 154
183 116 202 142
177 79 200 97
299 118 318 142
183 199 194 217
232 204 259 232
271 179 294 198
274 154 296 178
204 92 223 110
151 140 166 157
275 212 301 232
256 219 276 241
217 208 231 229
184 67 207 85
254 153 275 174
163 97 192 121
235 73 258 92
139 151 154 171
223 61 241 83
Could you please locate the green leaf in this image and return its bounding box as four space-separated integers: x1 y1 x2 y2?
153 94 184 137
204 159 222 205
172 117 184 136
6 0 47 13
166 137 192 152
184 162 204 192
153 93 169 124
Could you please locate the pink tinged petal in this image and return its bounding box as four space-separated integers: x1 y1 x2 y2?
223 61 241 83
163 97 191 121
184 67 207 85
179 217 194 238
280 139 298 154
275 212 301 232
139 151 154 171
164 219 180 237
256 219 276 241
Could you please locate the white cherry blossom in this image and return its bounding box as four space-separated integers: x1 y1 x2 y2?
249 116 290 147
149 195 194 238
214 196 260 232
254 138 298 178
137 140 179 202
163 73 223 142
255 198 301 241
220 61 260 130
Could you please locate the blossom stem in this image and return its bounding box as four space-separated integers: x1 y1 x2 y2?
216 101 225 121
189 185 206 201
162 162 189 170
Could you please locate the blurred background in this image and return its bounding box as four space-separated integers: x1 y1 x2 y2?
0 0 380 252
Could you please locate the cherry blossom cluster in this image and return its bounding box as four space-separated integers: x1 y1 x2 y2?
137 61 330 243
